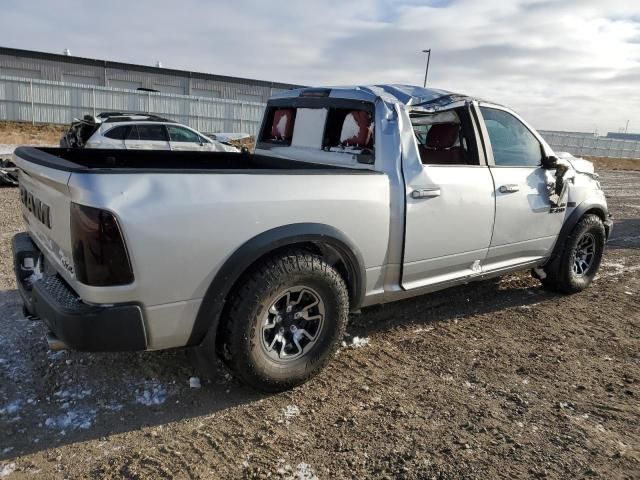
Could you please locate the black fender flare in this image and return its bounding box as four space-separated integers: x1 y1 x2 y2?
546 200 611 266
187 223 366 347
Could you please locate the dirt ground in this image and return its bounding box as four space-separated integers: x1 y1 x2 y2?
0 122 66 149
583 156 640 172
0 169 639 479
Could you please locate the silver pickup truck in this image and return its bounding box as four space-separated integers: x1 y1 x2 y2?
12 84 612 391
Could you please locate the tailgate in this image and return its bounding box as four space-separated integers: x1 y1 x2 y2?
13 152 75 279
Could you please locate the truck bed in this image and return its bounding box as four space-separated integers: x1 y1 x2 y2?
14 147 378 174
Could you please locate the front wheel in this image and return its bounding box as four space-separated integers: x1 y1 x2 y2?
541 214 605 294
219 250 349 392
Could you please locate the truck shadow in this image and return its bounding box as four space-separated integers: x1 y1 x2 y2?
349 272 552 339
0 272 585 460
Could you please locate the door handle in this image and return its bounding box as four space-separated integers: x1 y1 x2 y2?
499 184 519 193
411 188 441 199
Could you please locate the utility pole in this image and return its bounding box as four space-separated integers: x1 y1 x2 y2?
422 49 431 87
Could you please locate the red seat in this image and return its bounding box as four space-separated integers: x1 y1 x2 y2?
271 109 294 141
420 123 466 165
340 111 373 148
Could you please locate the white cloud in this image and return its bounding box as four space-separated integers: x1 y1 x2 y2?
1 0 639 133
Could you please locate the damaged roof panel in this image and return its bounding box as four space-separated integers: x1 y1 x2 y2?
273 84 473 108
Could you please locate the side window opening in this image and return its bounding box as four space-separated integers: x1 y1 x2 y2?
411 107 480 166
167 125 201 143
126 125 139 140
103 126 129 140
323 108 374 153
480 107 542 167
136 124 169 142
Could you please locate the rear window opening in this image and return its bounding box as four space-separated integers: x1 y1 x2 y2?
410 107 480 166
259 104 375 161
261 108 297 145
323 108 374 153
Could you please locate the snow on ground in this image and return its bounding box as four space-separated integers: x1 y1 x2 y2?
44 409 97 432
0 462 16 477
342 335 370 348
282 405 300 419
275 460 318 480
0 145 19 156
134 380 168 406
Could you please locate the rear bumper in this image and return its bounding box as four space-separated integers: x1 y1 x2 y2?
12 232 147 352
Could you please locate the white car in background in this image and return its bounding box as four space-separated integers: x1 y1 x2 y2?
60 112 239 152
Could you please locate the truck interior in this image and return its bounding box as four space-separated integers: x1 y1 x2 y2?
410 107 480 166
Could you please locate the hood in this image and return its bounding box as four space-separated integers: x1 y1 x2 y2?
556 152 596 177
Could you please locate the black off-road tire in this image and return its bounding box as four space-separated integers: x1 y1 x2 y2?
541 214 605 294
219 250 349 392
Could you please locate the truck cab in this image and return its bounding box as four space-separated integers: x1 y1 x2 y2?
255 85 610 301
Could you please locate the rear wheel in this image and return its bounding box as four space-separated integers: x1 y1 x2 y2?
541 214 605 294
219 250 349 392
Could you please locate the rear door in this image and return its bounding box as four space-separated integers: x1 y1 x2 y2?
167 125 209 151
477 105 564 271
124 124 170 150
94 125 129 149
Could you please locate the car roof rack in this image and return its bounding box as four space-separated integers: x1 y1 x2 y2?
97 112 174 123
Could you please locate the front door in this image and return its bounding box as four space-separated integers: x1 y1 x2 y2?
167 125 207 151
403 166 496 289
477 106 564 272
402 106 495 290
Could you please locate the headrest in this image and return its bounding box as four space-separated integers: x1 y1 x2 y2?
340 111 373 148
271 109 294 140
426 123 459 149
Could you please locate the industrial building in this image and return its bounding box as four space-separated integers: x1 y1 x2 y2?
0 46 298 103
606 132 640 142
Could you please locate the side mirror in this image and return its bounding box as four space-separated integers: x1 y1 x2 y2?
541 155 558 169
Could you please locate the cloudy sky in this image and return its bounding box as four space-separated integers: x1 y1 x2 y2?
2 0 639 134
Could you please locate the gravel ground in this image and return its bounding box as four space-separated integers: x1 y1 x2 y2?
0 170 639 479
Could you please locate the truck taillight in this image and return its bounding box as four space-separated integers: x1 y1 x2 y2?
70 203 134 286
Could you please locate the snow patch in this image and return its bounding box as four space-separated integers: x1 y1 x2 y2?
54 386 92 402
282 405 300 419
341 336 371 348
413 326 434 333
598 261 640 279
294 463 318 480
0 400 21 416
135 380 167 406
0 144 19 156
351 336 370 348
0 463 16 477
102 402 124 412
276 462 318 480
45 408 96 431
